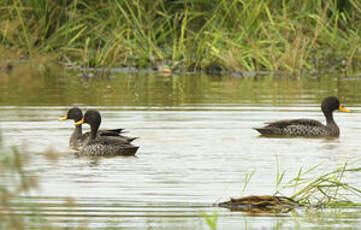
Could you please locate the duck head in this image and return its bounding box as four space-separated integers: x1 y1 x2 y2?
58 107 83 123
75 110 101 138
321 96 350 115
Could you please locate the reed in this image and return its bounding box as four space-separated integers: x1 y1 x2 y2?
1 0 360 73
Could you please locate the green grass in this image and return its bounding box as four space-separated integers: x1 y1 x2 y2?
0 0 360 74
286 161 361 207
257 157 361 208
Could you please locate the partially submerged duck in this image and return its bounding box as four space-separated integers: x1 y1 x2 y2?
254 96 350 137
218 195 299 213
75 110 139 156
59 107 136 149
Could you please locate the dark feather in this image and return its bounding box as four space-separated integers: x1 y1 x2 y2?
98 128 125 136
265 119 324 128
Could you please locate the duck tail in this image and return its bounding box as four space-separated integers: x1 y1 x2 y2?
128 137 139 143
253 127 275 135
110 128 126 134
123 146 139 156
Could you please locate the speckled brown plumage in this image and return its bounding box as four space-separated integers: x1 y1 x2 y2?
80 136 139 156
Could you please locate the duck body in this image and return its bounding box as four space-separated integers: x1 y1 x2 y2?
255 119 339 137
59 107 135 150
254 97 350 137
80 136 139 156
75 110 139 156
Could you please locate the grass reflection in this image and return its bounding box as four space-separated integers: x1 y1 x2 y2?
1 65 361 107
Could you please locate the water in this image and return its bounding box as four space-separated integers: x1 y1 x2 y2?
1 67 361 229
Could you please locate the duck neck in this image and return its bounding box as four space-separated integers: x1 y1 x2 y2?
70 124 82 145
90 125 98 139
324 111 338 129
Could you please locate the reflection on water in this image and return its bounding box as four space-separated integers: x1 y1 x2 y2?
1 66 361 107
1 67 361 229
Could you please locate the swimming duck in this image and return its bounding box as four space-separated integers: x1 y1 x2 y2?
58 107 136 149
75 110 139 156
254 96 350 137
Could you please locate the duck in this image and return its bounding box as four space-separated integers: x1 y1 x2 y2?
58 107 136 150
74 110 139 156
254 96 350 137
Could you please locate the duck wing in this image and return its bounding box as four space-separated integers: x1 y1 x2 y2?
98 129 138 143
78 128 137 144
254 119 325 136
265 119 324 128
98 128 125 136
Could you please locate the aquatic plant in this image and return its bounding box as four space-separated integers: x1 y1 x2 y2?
219 157 361 213
283 160 361 207
0 142 45 229
0 0 360 73
200 210 218 230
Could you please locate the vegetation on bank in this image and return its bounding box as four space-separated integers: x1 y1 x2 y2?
0 0 360 73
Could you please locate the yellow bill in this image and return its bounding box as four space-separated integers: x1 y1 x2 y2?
74 117 85 125
58 115 68 121
339 105 350 112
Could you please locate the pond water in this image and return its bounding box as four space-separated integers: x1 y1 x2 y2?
1 66 361 229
